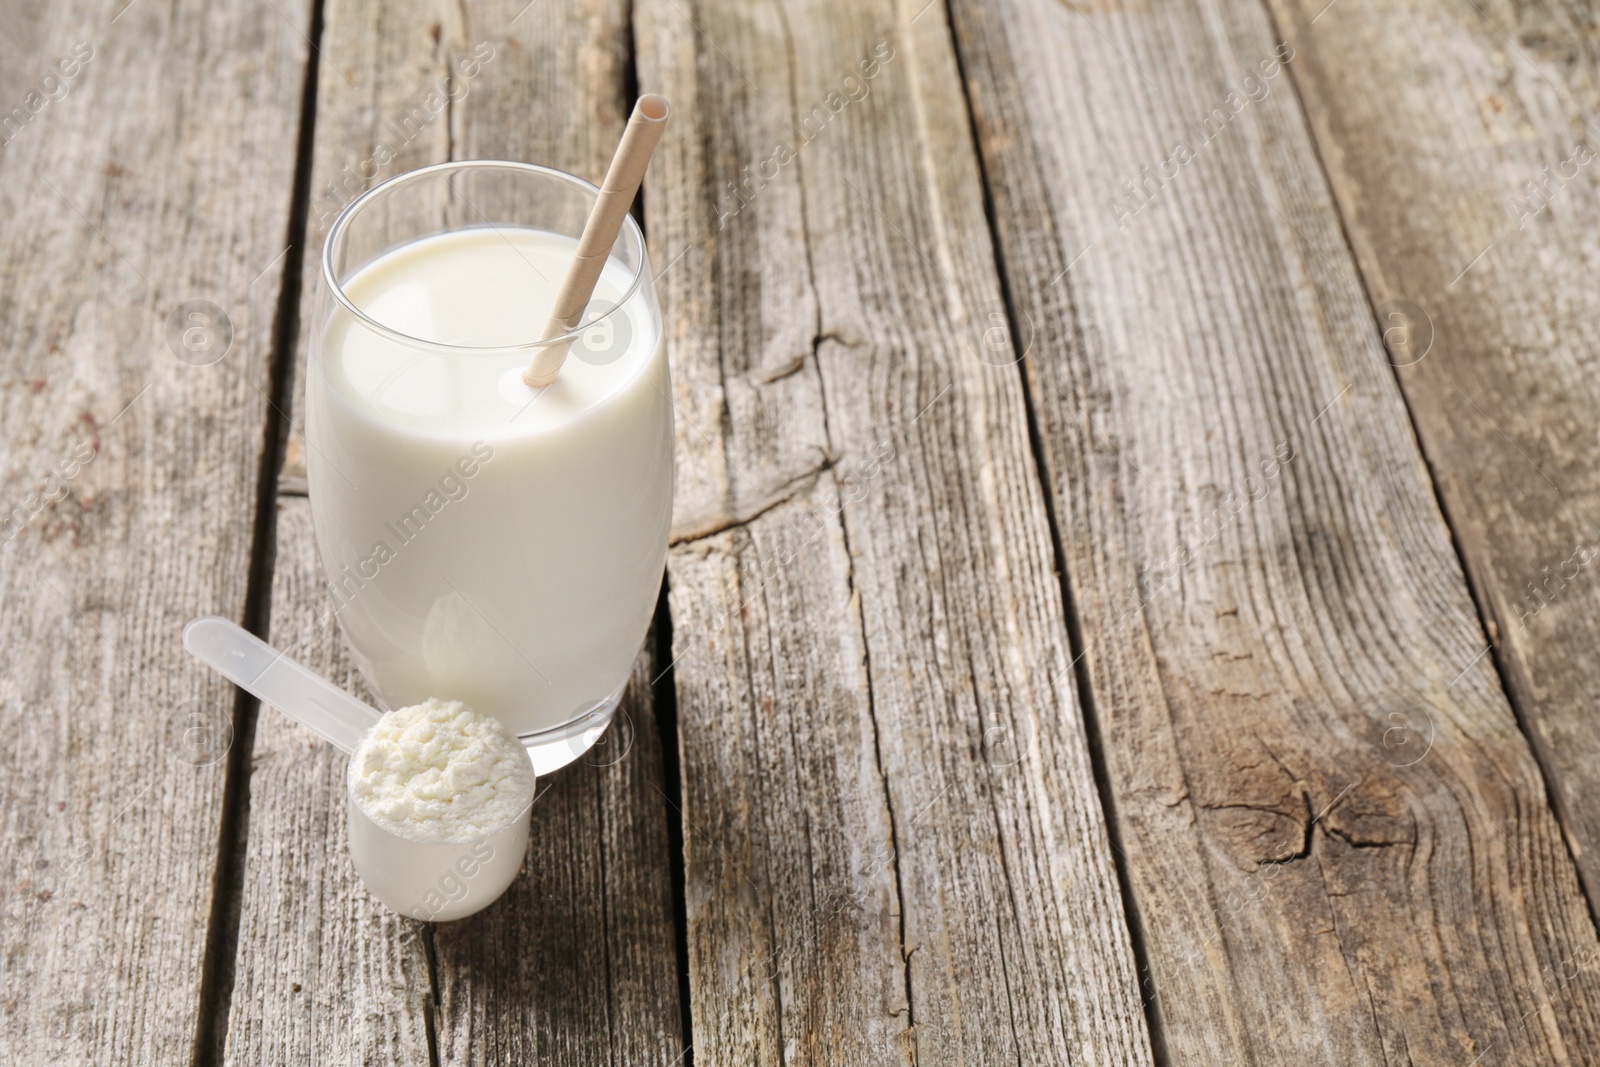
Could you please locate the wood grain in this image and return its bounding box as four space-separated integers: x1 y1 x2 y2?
1267 0 1600 923
0 0 310 1061
637 0 1154 1062
229 1 683 1063
949 0 1600 1061
13 0 1600 1058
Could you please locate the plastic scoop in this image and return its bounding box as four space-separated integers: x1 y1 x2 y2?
183 615 380 753
182 616 532 921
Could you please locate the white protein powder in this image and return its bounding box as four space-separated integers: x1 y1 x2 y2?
350 697 535 842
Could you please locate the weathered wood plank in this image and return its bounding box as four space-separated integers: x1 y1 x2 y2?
0 0 311 1060
228 1 683 1063
637 0 1154 1062
430 651 681 1066
227 498 435 1065
1267 0 1600 924
950 0 1600 1061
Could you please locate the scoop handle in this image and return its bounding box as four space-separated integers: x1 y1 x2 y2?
183 616 380 755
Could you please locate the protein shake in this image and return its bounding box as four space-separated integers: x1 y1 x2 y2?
306 208 671 764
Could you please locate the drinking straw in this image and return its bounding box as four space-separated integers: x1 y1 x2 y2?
523 94 670 387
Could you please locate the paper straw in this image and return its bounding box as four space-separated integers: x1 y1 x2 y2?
523 94 670 387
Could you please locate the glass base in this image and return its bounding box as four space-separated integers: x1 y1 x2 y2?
517 679 627 776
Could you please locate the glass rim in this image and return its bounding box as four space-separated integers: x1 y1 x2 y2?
321 158 650 355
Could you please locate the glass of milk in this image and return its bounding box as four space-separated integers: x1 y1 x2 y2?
307 160 672 775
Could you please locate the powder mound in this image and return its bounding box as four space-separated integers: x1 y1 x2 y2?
350 698 536 843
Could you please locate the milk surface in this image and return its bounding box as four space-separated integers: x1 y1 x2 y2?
306 227 671 737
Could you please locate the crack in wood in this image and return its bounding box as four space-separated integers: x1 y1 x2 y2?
669 454 837 545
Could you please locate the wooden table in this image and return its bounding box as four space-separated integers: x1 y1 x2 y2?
6 0 1600 1062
